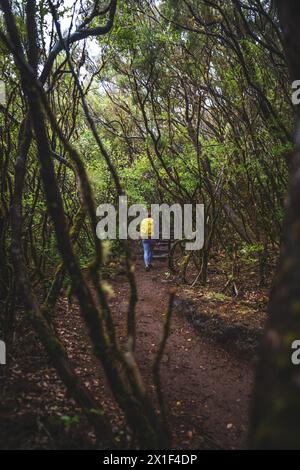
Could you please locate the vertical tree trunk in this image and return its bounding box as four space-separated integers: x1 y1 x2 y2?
249 0 300 449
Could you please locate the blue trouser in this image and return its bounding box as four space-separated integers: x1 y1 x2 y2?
142 240 155 267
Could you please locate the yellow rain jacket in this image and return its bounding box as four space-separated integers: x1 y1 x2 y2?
140 217 155 239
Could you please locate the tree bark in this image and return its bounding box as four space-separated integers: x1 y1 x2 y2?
249 0 300 449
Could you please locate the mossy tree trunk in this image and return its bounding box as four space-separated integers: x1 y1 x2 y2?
249 0 300 449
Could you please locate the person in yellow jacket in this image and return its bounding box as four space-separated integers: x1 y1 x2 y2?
140 212 157 271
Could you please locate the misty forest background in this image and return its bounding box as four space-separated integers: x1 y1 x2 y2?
1 0 300 450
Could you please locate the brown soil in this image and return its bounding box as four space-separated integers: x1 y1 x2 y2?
0 256 256 450
107 259 254 449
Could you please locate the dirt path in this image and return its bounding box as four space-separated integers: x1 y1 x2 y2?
2 255 254 450
106 257 254 449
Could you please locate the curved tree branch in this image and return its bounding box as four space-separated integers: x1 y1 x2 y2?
40 0 117 83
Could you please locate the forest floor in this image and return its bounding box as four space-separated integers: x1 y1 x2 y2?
0 252 268 450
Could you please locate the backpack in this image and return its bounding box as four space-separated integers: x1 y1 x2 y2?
140 218 154 239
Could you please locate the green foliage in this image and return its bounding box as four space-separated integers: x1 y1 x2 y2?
61 415 80 428
0 0 291 296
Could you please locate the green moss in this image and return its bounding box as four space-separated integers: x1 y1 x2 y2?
86 408 105 417
48 336 65 354
291 301 300 315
